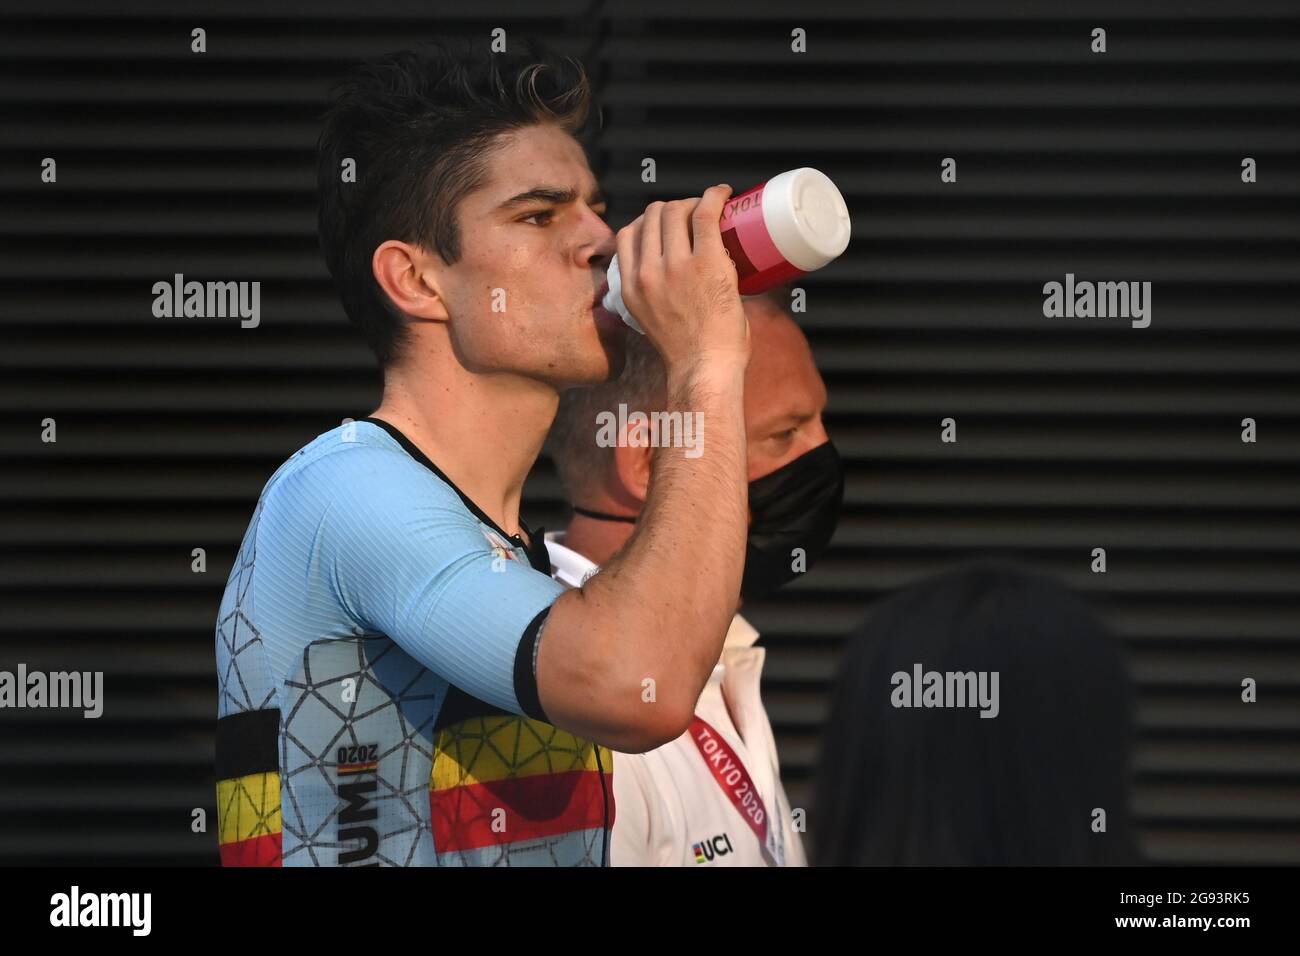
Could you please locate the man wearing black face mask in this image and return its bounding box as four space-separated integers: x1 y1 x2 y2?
545 287 843 866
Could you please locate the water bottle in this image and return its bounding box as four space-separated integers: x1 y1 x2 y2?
601 167 851 333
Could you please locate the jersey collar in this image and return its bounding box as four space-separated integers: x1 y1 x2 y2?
360 416 550 574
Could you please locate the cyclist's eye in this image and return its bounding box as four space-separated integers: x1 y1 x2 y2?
521 210 554 226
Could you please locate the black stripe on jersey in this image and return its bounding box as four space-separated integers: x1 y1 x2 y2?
215 708 281 779
513 606 551 723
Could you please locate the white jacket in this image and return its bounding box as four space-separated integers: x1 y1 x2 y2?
545 532 808 867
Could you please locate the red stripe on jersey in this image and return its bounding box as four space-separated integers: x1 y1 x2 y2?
219 831 283 867
429 769 613 852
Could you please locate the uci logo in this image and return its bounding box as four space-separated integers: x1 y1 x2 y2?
691 832 735 864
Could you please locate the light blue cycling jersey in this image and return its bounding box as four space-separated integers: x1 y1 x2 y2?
214 418 613 867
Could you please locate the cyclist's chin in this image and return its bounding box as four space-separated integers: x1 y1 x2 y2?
548 335 627 390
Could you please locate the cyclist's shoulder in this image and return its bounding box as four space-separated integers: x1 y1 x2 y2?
261 420 462 511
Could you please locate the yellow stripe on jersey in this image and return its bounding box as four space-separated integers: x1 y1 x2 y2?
216 771 282 845
431 716 613 790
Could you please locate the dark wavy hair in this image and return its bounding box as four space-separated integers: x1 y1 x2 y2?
813 559 1141 866
315 36 595 365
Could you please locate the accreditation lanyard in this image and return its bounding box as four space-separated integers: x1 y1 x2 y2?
687 715 786 866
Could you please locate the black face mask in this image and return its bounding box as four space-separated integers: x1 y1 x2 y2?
741 439 844 601
571 440 844 600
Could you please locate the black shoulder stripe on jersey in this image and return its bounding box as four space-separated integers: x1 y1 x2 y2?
215 708 281 780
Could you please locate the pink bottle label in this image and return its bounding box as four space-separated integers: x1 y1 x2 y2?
719 183 806 295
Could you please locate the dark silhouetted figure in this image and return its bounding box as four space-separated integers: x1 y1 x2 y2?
813 560 1141 865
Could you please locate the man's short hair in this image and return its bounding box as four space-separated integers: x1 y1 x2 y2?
547 284 795 503
315 37 595 366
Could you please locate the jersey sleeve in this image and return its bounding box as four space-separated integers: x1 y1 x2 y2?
275 442 566 719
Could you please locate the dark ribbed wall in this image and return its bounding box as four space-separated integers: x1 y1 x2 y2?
1 1 1297 865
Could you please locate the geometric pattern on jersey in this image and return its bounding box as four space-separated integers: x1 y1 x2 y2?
213 418 612 865
215 498 276 718
278 635 445 866
429 716 614 866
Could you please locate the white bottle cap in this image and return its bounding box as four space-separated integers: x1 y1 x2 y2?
760 167 852 272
